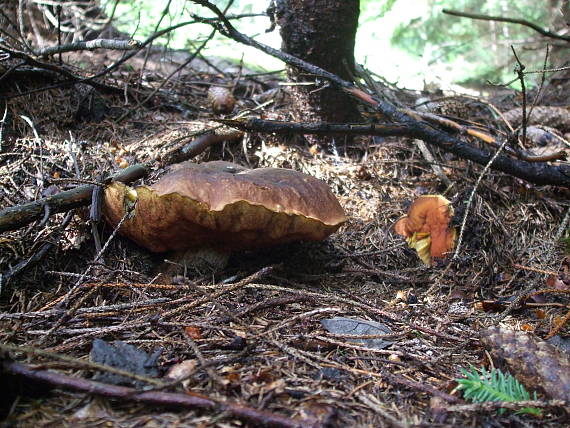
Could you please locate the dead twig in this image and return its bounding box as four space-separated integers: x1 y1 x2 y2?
160 266 273 320
0 342 163 387
218 118 410 137
37 39 141 57
0 163 148 233
446 399 568 413
443 9 570 42
2 359 315 428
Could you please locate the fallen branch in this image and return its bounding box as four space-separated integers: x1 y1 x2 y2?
222 113 567 163
2 359 315 428
443 9 570 42
37 39 141 57
193 1 570 187
220 117 570 182
0 163 148 233
160 129 244 165
217 118 410 137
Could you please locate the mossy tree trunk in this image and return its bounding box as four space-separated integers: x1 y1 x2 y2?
276 0 361 147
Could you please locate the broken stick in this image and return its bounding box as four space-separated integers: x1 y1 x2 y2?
0 163 149 233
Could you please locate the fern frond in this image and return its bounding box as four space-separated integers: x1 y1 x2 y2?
456 366 541 417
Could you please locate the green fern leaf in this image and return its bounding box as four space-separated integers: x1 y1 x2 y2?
456 366 541 417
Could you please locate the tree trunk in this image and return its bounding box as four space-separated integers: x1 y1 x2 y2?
276 0 360 147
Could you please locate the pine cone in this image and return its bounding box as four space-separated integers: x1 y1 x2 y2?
437 100 470 119
503 106 570 132
207 86 236 115
480 327 570 401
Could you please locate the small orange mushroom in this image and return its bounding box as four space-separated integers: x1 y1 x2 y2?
102 161 346 254
394 195 456 265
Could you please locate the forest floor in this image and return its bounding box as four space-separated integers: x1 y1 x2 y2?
1 48 570 427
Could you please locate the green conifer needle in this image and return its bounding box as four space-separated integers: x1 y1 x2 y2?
456 366 541 417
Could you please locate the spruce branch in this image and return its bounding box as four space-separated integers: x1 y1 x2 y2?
456 366 541 417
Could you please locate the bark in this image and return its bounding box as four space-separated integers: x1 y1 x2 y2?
276 0 360 146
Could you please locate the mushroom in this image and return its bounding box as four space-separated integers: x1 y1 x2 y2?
103 161 346 257
394 195 456 265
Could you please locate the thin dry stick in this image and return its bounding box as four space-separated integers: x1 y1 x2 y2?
357 393 411 428
37 39 141 57
80 281 183 290
49 321 153 353
245 284 465 343
182 331 227 388
452 136 509 260
17 0 34 54
252 307 341 338
2 359 310 428
139 0 174 80
446 399 567 413
0 342 163 386
160 266 272 319
414 139 452 187
0 102 7 151
0 297 171 321
312 336 406 357
497 206 570 322
38 208 135 346
512 264 559 276
443 9 570 42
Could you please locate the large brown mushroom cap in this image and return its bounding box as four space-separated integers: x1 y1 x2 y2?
394 195 456 265
103 161 347 253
